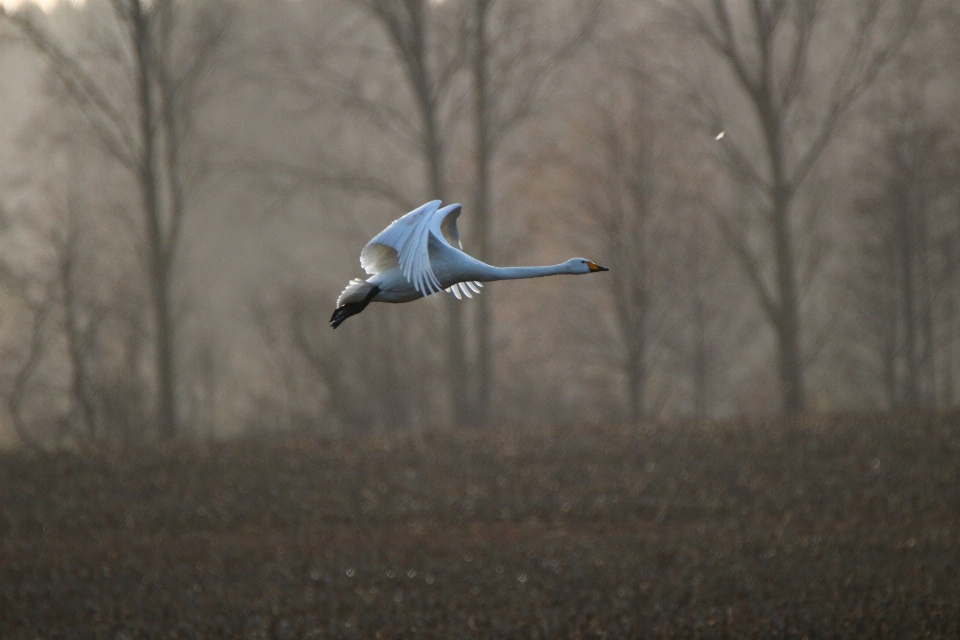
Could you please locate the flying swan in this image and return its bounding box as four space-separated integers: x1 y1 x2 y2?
330 200 608 328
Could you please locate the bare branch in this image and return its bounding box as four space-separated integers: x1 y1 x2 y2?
1 9 137 166
790 0 923 188
708 203 780 325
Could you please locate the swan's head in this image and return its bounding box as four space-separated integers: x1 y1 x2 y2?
566 258 609 274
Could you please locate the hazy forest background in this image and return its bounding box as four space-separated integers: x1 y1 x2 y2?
0 0 958 448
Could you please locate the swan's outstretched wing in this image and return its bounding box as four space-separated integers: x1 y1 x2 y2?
359 200 483 299
360 200 443 295
431 204 484 299
431 203 463 249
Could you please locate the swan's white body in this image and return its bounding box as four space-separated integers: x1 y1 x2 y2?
331 200 607 327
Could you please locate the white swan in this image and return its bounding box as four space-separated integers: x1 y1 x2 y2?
330 200 608 328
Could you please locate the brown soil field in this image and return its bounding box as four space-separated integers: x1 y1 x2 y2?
1 413 959 638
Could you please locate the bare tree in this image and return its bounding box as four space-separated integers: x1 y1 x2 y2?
2 112 159 448
248 1 464 424
348 0 473 424
578 83 659 421
2 0 232 438
181 335 228 440
658 0 924 412
0 279 54 450
467 0 599 426
570 50 746 421
246 0 600 428
248 284 437 433
847 91 960 409
52 198 100 441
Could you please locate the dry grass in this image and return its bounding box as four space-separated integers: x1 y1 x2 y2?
1 413 959 638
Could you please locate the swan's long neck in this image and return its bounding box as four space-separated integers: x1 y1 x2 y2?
478 263 570 281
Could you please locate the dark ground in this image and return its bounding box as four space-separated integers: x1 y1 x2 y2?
1 413 959 639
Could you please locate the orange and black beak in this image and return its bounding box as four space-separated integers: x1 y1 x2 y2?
587 261 609 272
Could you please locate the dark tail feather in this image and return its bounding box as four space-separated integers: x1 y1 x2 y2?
330 303 363 328
330 286 379 328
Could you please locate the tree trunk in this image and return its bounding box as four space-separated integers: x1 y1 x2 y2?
132 0 177 439
896 188 919 408
472 0 492 428
420 80 469 428
388 0 470 428
943 295 956 408
692 283 708 418
60 234 98 440
625 302 646 422
760 70 805 412
881 250 899 408
771 184 805 412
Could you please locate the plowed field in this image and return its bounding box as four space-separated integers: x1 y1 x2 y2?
2 413 958 638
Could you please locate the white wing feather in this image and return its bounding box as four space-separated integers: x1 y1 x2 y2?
431 203 463 249
358 243 398 276
337 278 374 307
360 201 443 295
431 205 483 299
358 200 485 300
444 281 484 299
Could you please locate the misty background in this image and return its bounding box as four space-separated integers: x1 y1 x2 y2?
0 0 958 447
